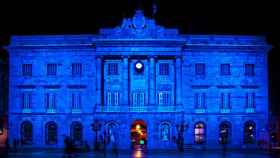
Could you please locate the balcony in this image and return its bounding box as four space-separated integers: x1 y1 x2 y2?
245 108 256 113
22 108 32 113
220 108 231 113
94 104 183 112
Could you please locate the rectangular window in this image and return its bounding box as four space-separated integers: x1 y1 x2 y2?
220 64 231 76
194 93 206 109
195 63 205 76
72 93 82 109
246 92 256 108
159 91 170 105
108 63 118 75
22 64 32 76
22 93 32 110
133 92 145 106
72 63 82 76
159 63 169 76
221 93 231 109
45 93 56 110
47 64 57 76
245 64 255 76
107 91 119 106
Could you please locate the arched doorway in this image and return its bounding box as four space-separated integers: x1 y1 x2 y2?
131 120 147 149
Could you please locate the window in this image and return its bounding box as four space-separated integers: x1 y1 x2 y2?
72 93 82 109
220 64 230 76
45 93 56 110
245 64 255 76
221 93 231 109
160 122 170 141
133 92 145 106
159 63 169 75
246 92 255 108
194 93 206 109
108 63 118 75
244 121 256 144
158 91 170 105
45 122 57 144
106 122 119 143
21 121 33 144
219 121 231 144
22 64 32 76
107 91 119 106
195 63 205 76
47 64 57 76
71 122 83 143
72 63 82 76
21 93 32 110
194 122 206 144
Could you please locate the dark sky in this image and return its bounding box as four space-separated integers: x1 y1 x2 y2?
0 0 280 113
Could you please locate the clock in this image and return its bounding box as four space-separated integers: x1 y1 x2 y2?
135 61 144 73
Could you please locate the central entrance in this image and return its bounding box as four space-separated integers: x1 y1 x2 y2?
130 120 147 149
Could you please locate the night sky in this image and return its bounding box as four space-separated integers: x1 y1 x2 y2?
0 0 279 113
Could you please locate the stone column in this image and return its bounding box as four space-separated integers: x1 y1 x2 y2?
122 56 129 106
149 56 156 106
96 56 102 108
175 57 182 106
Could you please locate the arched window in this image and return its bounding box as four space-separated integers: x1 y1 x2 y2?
45 121 57 144
194 122 206 144
219 121 231 144
160 122 170 141
21 121 33 144
71 122 83 143
106 122 119 144
244 121 256 144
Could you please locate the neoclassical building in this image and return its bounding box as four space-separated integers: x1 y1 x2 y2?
7 10 271 149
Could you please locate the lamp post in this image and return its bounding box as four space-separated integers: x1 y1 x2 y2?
91 119 102 151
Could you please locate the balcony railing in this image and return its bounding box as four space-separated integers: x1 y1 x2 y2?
94 104 183 112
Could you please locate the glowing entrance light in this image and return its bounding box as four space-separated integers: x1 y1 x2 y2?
135 61 144 73
136 124 141 130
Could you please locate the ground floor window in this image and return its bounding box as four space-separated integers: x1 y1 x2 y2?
244 121 256 144
71 122 83 143
160 122 171 141
219 121 231 144
46 121 57 144
194 122 206 144
21 121 33 144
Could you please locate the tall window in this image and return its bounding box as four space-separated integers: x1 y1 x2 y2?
22 64 32 76
72 93 82 109
45 93 56 110
221 93 231 109
107 91 119 106
194 93 206 109
71 122 83 143
72 63 82 76
246 92 256 108
194 122 206 144
106 122 119 143
245 64 255 76
108 63 118 75
45 122 57 144
220 64 231 76
244 121 256 144
133 92 145 106
21 93 32 110
21 121 33 144
159 63 169 75
219 121 231 144
160 122 170 141
158 91 170 105
195 63 205 76
47 64 57 76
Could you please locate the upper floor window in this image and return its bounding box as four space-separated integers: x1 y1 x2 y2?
47 64 57 76
194 93 206 109
21 93 32 110
195 63 205 76
159 63 169 76
158 91 170 105
72 63 82 76
22 64 32 76
108 63 118 75
220 64 231 76
245 64 255 76
45 93 56 110
221 93 231 109
107 91 119 106
132 92 145 106
246 92 255 109
72 93 82 109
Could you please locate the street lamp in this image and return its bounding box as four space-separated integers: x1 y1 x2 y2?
91 119 102 151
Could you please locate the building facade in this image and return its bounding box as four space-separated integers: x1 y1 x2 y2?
7 10 271 149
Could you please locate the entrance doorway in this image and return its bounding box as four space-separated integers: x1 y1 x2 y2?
131 120 147 149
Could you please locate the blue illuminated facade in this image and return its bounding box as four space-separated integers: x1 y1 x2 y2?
7 10 271 149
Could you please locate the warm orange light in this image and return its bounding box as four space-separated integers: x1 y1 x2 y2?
136 124 141 130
